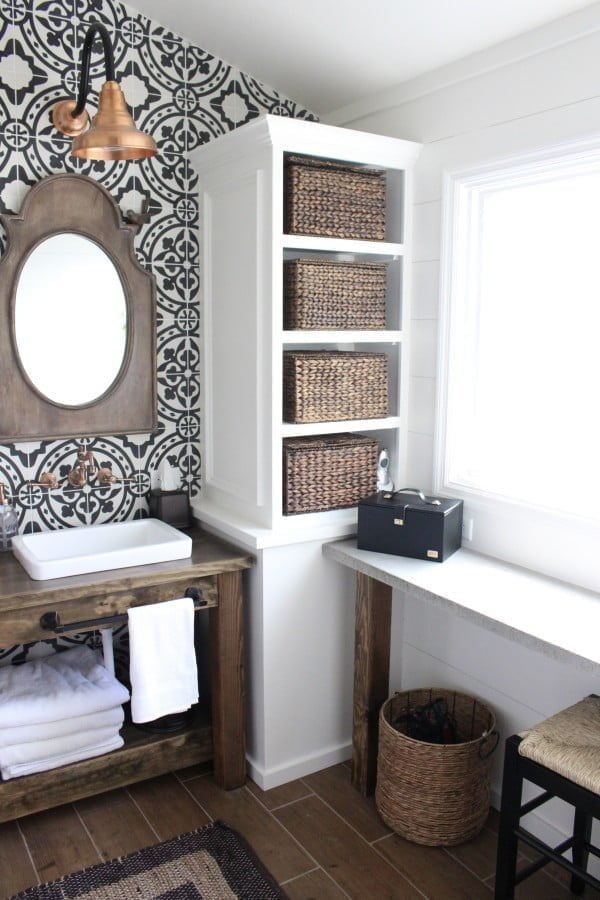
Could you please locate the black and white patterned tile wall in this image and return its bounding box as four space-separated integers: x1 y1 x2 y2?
0 0 316 663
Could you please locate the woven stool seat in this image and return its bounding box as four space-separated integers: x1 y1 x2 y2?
518 696 600 795
495 694 600 898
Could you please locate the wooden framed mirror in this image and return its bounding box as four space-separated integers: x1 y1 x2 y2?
0 173 157 441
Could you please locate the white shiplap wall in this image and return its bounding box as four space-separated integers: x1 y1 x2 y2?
334 14 600 847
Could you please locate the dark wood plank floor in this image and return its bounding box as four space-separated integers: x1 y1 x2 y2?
0 761 594 899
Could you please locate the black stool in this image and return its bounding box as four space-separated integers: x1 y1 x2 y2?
495 697 600 897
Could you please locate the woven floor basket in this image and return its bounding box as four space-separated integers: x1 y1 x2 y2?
285 156 386 241
283 351 388 423
376 689 498 846
284 259 388 330
283 433 378 514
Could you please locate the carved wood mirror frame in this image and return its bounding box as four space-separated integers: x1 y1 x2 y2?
0 173 157 442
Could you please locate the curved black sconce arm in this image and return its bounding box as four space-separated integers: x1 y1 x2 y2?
52 21 156 159
72 23 116 118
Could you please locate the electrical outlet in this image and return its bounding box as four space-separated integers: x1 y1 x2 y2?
462 517 474 542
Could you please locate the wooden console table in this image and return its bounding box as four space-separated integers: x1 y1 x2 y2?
323 539 600 797
0 527 254 822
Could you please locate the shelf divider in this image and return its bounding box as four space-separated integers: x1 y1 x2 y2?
281 416 402 438
282 330 403 344
282 234 404 258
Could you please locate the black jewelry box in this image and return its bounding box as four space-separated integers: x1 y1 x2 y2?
357 489 463 562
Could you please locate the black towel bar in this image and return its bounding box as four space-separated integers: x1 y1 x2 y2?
39 587 206 634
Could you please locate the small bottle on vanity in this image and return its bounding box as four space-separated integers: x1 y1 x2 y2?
0 483 18 551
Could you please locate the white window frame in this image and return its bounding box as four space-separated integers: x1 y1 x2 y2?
435 137 600 594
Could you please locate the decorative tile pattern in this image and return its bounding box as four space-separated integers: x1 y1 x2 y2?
0 0 317 660
238 70 318 121
139 151 198 209
13 15 77 138
76 0 128 31
209 69 249 132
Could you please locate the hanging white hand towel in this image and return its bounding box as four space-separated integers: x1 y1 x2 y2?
128 597 198 724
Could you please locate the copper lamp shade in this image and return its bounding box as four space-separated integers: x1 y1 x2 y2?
72 82 156 160
51 24 157 161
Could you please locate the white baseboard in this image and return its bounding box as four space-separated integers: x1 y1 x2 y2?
246 742 353 791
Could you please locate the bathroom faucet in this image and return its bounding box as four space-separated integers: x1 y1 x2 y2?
67 446 97 487
27 445 136 491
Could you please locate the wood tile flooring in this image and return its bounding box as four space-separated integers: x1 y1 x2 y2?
1 761 596 899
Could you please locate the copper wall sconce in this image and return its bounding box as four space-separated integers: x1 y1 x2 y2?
52 23 157 160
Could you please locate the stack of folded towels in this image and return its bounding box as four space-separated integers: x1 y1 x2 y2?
0 645 130 780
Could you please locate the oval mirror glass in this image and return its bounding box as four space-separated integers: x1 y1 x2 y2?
14 234 127 407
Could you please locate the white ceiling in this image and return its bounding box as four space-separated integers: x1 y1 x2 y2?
129 0 597 115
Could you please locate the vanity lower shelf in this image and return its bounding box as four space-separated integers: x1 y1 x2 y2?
0 707 212 823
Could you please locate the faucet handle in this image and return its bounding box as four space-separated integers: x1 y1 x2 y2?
97 467 136 486
26 472 60 490
40 472 59 489
97 467 118 485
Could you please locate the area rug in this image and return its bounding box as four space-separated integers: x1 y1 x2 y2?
11 821 287 899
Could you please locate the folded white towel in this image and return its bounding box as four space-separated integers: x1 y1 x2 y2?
0 725 122 769
0 706 124 748
128 597 198 724
1 734 124 780
0 646 130 728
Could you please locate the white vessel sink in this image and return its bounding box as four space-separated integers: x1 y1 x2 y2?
12 518 193 581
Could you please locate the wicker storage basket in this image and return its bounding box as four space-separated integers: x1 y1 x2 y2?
283 351 388 423
376 689 498 846
285 156 386 241
283 433 378 515
284 259 388 330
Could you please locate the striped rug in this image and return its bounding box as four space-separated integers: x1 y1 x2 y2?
11 821 287 899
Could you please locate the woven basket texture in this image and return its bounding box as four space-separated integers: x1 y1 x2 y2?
518 695 600 795
284 258 388 330
283 433 378 514
376 689 497 846
285 156 386 241
283 351 388 423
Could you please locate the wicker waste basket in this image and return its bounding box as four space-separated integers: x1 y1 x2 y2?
375 689 498 846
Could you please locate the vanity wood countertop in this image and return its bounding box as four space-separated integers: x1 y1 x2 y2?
0 526 255 646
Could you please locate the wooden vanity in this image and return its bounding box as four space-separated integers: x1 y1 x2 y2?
0 526 254 823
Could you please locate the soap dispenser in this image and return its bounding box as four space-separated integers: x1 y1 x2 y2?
0 482 18 551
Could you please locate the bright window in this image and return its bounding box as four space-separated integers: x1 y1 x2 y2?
436 141 600 591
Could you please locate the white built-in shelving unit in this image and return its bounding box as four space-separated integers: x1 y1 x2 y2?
191 115 421 547
190 115 422 789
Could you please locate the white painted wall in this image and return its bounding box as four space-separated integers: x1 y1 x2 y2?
335 14 600 846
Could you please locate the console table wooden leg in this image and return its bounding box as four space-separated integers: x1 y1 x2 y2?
352 573 392 796
210 570 246 789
